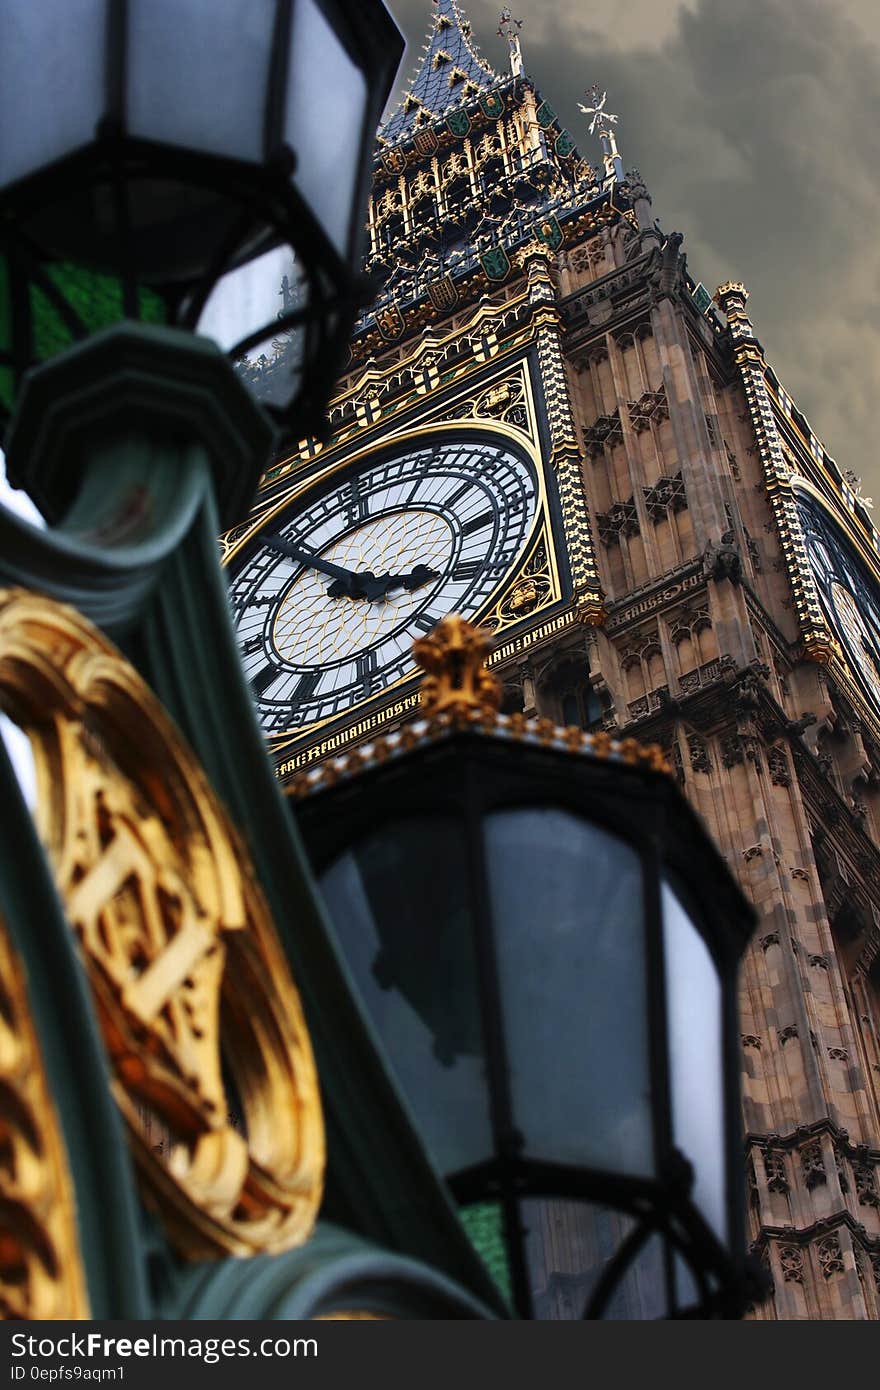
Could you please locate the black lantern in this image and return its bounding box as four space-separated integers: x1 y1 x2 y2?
293 618 761 1320
0 0 403 442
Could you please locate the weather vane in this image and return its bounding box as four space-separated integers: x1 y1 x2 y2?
498 9 524 75
497 8 523 37
578 84 618 136
578 83 624 183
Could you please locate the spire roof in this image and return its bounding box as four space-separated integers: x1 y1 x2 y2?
380 0 499 145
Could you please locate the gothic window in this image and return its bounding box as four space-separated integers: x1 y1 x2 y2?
645 646 666 694
539 657 603 730
670 610 717 688
623 656 645 706
500 683 525 716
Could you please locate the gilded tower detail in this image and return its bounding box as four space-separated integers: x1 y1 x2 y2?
226 1 880 1318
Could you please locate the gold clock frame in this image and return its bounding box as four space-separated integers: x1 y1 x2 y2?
225 357 576 775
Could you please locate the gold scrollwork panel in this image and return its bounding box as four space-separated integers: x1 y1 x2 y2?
0 590 324 1259
0 916 90 1318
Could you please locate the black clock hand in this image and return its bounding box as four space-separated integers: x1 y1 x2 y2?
265 534 395 601
267 535 440 603
374 563 441 598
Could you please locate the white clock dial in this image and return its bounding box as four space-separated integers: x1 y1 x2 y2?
229 438 539 733
797 491 880 713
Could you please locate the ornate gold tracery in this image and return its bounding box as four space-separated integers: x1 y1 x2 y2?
0 915 90 1318
0 590 324 1258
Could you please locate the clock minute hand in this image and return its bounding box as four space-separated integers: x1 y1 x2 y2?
264 534 372 599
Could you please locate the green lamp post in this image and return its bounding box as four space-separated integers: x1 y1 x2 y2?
0 1 508 1322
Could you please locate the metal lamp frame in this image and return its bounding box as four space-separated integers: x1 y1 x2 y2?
296 730 758 1320
0 0 403 442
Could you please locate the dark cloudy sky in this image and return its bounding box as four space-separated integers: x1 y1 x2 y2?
385 0 880 502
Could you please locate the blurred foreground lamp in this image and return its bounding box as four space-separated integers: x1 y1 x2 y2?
0 0 403 441
293 617 761 1320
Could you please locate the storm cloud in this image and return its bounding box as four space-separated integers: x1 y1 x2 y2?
387 0 880 498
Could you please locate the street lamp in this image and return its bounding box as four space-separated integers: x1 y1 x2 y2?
0 0 403 443
292 617 760 1320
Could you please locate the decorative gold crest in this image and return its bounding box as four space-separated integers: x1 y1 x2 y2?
413 615 501 716
375 303 406 342
0 915 90 1318
0 590 324 1259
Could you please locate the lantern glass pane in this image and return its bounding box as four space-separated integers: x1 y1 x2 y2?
286 0 368 257
673 1252 701 1314
0 1 104 187
662 880 726 1241
484 808 654 1177
601 1232 668 1320
458 1202 513 1307
127 0 273 162
319 816 493 1176
523 1198 667 1320
197 244 298 352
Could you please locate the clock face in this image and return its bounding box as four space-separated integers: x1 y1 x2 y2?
796 490 880 712
228 437 539 734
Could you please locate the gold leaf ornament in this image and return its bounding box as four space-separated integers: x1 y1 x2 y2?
0 917 90 1318
0 590 324 1258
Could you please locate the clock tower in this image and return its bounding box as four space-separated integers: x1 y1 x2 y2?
225 1 880 1318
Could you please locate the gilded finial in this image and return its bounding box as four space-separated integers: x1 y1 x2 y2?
413 614 501 716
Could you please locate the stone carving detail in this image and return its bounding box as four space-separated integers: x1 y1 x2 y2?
597 497 640 545
854 1159 880 1209
583 409 623 456
760 932 780 951
643 471 687 522
703 531 743 584
808 953 829 970
721 735 745 769
0 916 90 1317
835 1144 850 1193
779 1025 799 1046
817 1233 844 1279
872 1252 880 1292
801 1139 827 1190
828 1047 849 1062
763 1148 789 1194
742 1034 762 1050
687 733 712 774
0 590 325 1259
671 741 685 787
628 388 669 433
779 1244 804 1283
767 746 791 786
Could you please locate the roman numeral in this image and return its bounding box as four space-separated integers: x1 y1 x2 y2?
291 670 321 704
251 664 279 697
357 650 379 691
444 481 473 510
346 479 369 527
461 511 495 538
452 559 483 582
242 636 263 656
413 612 442 634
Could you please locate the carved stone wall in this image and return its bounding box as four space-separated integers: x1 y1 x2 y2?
557 244 880 1318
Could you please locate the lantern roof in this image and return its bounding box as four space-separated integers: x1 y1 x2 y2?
287 616 671 801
